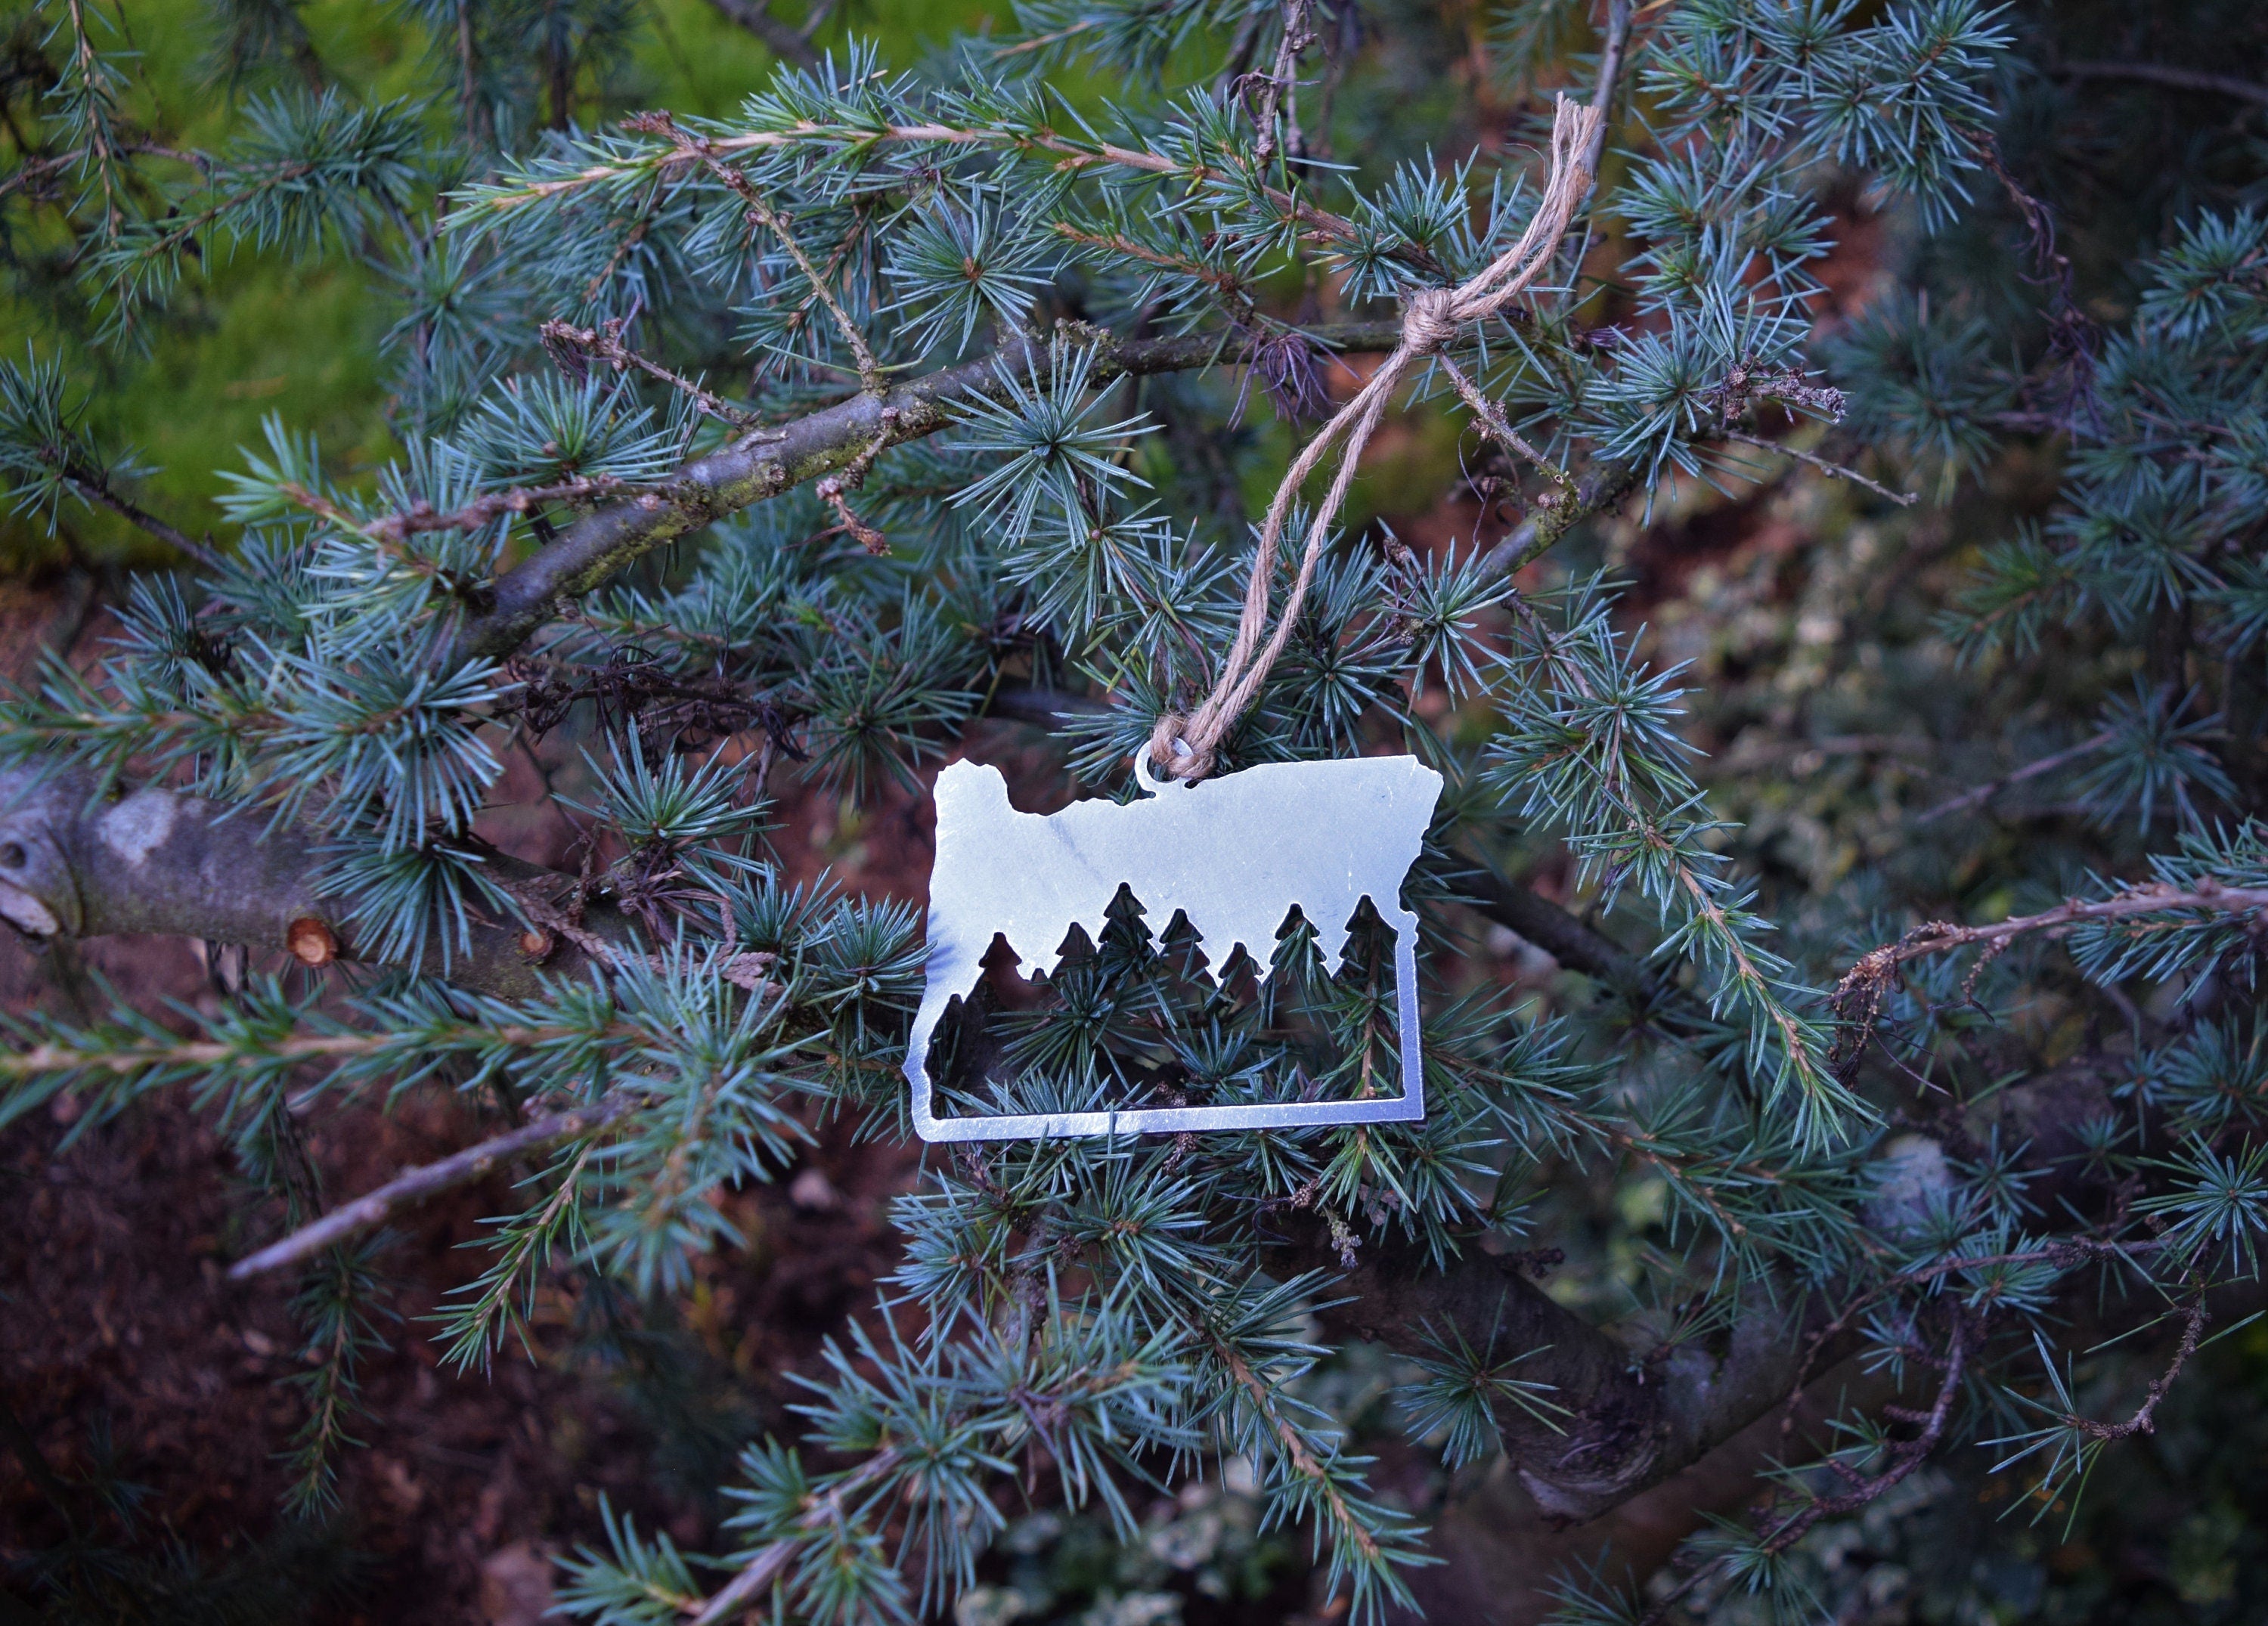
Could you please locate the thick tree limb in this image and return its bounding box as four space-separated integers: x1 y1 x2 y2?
1396 1352 1898 1626
1479 458 1639 581
0 767 642 999
702 0 821 68
1270 1051 2195 1536
1461 861 1657 993
1272 1213 1821 1523
2056 60 2268 108
456 319 1405 661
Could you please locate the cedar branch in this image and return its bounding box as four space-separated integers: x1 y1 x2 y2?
226 1092 637 1279
454 317 1405 661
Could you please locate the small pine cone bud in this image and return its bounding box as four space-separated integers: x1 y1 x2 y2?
285 917 336 967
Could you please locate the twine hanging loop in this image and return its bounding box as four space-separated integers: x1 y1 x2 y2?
1148 94 1605 782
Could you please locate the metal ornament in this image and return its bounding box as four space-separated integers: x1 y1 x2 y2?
903 753 1444 1141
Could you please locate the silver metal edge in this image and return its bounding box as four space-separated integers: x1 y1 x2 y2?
906 909 1425 1142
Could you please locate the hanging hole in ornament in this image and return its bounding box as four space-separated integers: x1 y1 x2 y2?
1133 736 1198 797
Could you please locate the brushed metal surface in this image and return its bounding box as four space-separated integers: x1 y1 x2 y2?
904 754 1442 1141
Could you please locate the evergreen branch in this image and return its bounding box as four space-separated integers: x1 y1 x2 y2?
1476 459 1639 580
2 1028 459 1079
1209 1331 1380 1566
0 353 221 565
1677 863 1840 1115
100 160 314 282
1275 1206 1820 1522
60 0 129 236
456 317 1405 660
1914 729 2115 825
1842 879 2268 985
2059 1295 2209 1442
278 1234 391 1514
227 1092 636 1279
1722 428 1916 507
1756 1313 1967 1552
1888 1235 2164 1287
1050 221 1255 311
13 144 194 205
1832 878 2268 1067
621 112 884 390
1438 352 1572 490
1628 1315 1973 1626
995 17 1097 59
541 317 758 427
0 150 88 204
280 474 628 546
455 112 1426 271
686 1448 904 1624
437 1134 601 1370
2056 60 2268 108
1580 0 1637 184
1491 590 1857 1139
59 463 225 569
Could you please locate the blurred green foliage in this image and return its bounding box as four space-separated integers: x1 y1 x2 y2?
0 0 992 571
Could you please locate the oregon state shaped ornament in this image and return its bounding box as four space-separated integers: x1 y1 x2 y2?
903 753 1443 1141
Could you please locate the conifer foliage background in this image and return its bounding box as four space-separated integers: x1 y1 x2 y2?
2 0 2268 1621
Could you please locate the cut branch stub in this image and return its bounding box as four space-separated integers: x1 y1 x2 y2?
286 916 337 967
0 767 643 999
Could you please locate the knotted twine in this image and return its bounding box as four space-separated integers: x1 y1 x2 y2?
1148 93 1607 782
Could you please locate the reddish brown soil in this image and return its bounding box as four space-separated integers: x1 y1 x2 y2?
0 925 925 1621
0 578 943 1621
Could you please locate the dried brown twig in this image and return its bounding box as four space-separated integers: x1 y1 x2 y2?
279 475 624 549
541 316 758 427
813 411 896 553
621 110 885 392
505 649 804 764
1915 729 2115 825
1830 878 2268 1073
228 1092 639 1279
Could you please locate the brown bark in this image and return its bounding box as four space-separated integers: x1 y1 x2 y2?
0 767 638 999
702 0 820 67
455 319 1408 662
1396 1354 1899 1625
1269 1215 1830 1525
